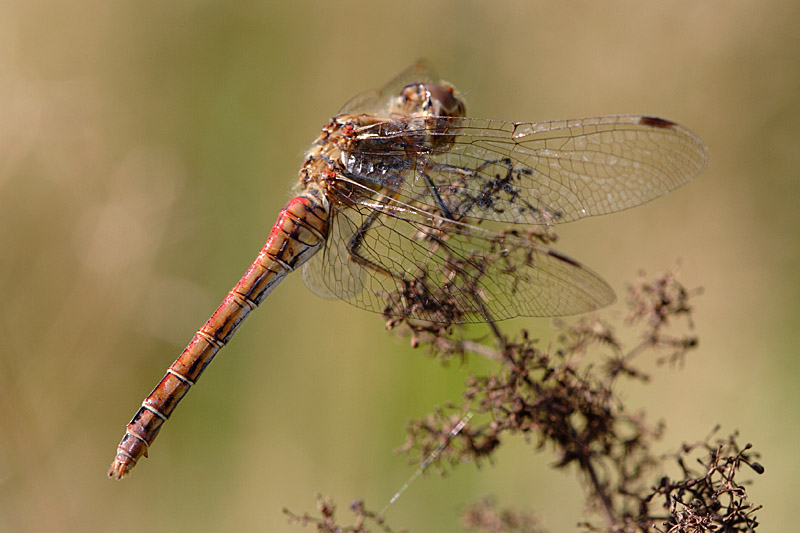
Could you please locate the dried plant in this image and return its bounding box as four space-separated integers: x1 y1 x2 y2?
284 495 404 533
461 496 544 532
285 267 763 532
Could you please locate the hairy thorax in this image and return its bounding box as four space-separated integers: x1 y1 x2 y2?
298 82 467 208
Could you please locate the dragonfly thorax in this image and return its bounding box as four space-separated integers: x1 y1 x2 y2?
299 83 466 199
298 116 386 205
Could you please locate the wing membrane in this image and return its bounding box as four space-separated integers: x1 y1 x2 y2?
305 114 704 321
345 115 706 225
303 184 614 323
337 59 439 115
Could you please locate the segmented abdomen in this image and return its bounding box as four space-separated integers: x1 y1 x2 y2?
108 194 328 479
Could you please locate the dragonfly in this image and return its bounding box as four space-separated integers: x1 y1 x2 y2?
109 60 706 479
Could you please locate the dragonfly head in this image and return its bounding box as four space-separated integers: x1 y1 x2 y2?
394 82 466 119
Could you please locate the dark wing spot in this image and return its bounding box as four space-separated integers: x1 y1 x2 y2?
547 249 581 268
639 116 676 129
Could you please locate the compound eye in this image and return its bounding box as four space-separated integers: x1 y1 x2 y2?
423 84 465 118
398 83 466 118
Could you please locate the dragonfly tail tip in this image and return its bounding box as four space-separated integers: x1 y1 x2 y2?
107 457 134 480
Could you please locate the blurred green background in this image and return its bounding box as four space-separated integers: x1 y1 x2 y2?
1 1 798 531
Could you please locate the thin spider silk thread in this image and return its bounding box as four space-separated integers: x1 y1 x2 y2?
379 412 474 517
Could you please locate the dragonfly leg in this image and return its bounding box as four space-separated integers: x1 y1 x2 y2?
343 191 503 326
345 203 400 280
420 170 456 221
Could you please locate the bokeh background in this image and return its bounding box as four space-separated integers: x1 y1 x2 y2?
2 1 798 531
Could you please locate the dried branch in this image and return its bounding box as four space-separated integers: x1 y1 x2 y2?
287 269 763 532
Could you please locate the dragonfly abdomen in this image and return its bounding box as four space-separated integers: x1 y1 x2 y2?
109 193 329 479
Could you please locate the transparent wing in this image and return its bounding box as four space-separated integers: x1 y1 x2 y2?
337 59 439 115
302 186 615 323
302 210 365 301
343 115 707 225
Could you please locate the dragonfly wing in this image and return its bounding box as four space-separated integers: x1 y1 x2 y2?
303 191 614 323
302 211 365 301
346 115 707 225
337 59 440 115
